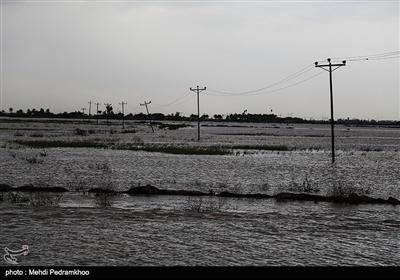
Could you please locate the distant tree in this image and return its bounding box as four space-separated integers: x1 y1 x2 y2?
103 104 113 125
104 104 113 115
200 114 209 120
9 108 13 114
190 114 198 120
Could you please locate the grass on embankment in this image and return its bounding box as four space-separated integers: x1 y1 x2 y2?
10 139 293 155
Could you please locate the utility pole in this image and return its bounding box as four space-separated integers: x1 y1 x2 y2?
119 101 127 129
81 108 86 122
315 58 346 163
190 85 206 141
140 101 154 132
88 101 92 122
94 102 101 124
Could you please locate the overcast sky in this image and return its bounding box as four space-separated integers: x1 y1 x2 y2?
1 0 399 120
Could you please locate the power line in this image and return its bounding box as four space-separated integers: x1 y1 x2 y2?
151 89 195 108
206 70 325 97
207 50 398 98
331 50 400 62
208 63 317 96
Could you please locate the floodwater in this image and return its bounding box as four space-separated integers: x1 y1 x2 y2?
0 119 399 266
1 198 399 266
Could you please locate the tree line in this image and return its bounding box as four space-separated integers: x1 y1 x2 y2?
1 107 399 125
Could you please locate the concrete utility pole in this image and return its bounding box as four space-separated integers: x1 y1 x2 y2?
88 101 92 122
315 58 346 163
94 102 101 124
190 85 206 141
81 108 86 122
140 101 154 132
119 101 127 129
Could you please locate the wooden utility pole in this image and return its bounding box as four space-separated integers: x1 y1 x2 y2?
119 101 127 129
140 101 154 132
315 58 346 163
190 85 206 141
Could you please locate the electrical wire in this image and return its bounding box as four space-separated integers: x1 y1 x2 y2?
330 51 400 62
207 63 318 96
130 50 398 112
151 89 195 108
206 70 326 97
207 50 398 97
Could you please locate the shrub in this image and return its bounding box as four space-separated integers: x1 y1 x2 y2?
259 182 270 192
75 128 87 136
93 182 117 208
24 156 44 164
29 192 63 206
94 193 116 208
328 181 356 199
4 191 25 203
288 174 319 193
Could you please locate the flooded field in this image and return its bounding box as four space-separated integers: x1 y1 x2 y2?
0 118 399 267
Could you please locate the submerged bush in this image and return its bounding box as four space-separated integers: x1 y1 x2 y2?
29 192 64 206
327 181 356 199
94 193 116 208
0 190 62 206
186 196 227 212
288 174 320 193
91 181 118 208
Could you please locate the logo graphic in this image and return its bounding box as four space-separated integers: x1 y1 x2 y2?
4 245 29 265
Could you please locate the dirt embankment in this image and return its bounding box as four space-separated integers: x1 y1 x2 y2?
1 183 399 205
